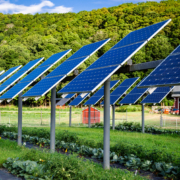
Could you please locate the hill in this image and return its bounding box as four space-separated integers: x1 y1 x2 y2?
0 0 179 106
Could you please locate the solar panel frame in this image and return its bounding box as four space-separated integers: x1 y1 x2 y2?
0 70 5 76
101 77 139 105
0 66 22 84
59 19 171 94
23 39 110 98
0 58 44 95
141 87 174 104
84 80 119 105
138 45 180 88
56 94 76 106
0 50 71 101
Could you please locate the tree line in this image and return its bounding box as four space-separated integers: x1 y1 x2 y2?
0 0 179 106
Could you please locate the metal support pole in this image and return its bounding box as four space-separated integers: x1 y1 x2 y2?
103 77 110 170
160 112 163 127
50 86 56 153
18 92 23 146
59 108 60 125
142 104 145 133
69 106 72 127
88 105 91 128
112 105 115 130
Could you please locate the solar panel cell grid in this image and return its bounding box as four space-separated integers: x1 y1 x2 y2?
38 50 70 68
138 44 180 88
60 66 118 93
18 58 42 73
87 42 144 70
141 87 172 104
0 50 71 100
112 20 169 49
59 19 171 94
22 39 109 98
46 57 85 78
0 66 21 83
67 39 109 60
119 86 148 105
69 93 89 106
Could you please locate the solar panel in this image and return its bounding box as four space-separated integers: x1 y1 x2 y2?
22 39 110 98
101 77 139 105
69 93 90 106
0 58 43 95
0 70 4 76
0 50 71 101
119 81 148 105
84 80 119 105
59 19 171 94
138 45 180 88
0 66 21 84
141 87 173 104
56 94 76 106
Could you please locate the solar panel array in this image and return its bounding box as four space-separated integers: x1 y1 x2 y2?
59 19 171 94
0 50 71 101
22 39 110 98
69 93 89 106
84 80 119 105
101 77 139 105
0 66 21 84
119 81 148 105
56 93 76 106
0 58 43 95
141 87 173 104
0 70 4 76
138 45 180 88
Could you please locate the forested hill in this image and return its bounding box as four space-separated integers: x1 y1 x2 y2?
0 0 180 106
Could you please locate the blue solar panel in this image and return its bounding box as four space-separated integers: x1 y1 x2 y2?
119 83 148 105
68 39 109 60
84 80 119 105
112 20 170 49
0 66 21 83
86 42 144 70
138 45 180 88
101 77 139 105
0 50 70 100
22 39 110 98
141 87 172 104
69 93 90 106
46 57 86 78
59 66 118 93
59 19 171 94
0 58 43 94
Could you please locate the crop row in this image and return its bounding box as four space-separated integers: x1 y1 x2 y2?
1 131 180 179
91 122 180 135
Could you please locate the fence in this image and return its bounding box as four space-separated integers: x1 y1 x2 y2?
160 114 180 129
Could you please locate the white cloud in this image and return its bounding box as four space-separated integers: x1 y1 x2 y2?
0 0 73 14
48 5 73 13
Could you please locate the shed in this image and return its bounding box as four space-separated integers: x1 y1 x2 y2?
82 107 100 124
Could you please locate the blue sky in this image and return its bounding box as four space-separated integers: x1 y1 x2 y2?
0 0 160 14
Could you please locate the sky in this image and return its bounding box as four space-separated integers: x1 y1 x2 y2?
0 0 160 14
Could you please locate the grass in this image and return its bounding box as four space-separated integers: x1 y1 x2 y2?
1 105 180 128
4 125 177 164
0 139 147 180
